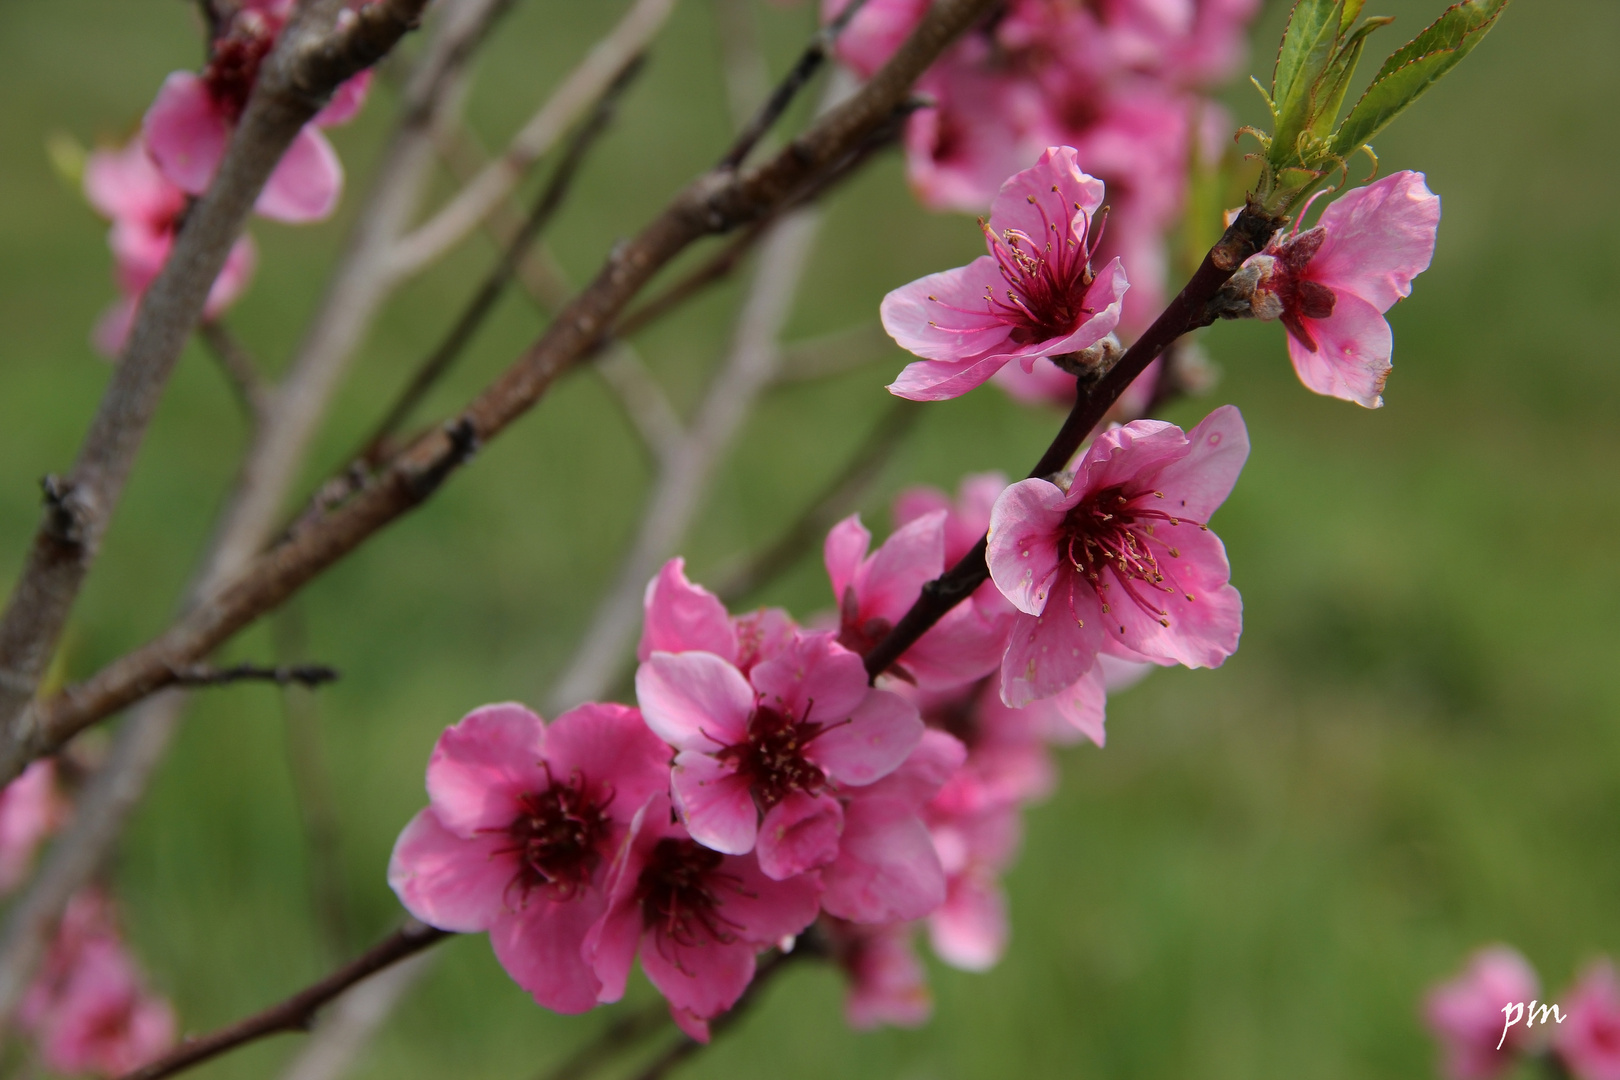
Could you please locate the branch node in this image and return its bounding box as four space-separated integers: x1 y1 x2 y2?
405 419 480 502
39 476 91 550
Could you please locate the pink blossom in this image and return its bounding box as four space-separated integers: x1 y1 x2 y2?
825 0 931 79
1555 962 1620 1080
821 728 965 924
825 510 1009 690
142 4 371 224
0 760 67 893
388 701 670 1013
83 136 255 357
1243 171 1440 407
881 147 1128 401
925 801 1019 971
637 557 795 675
636 633 922 880
585 792 822 1041
826 918 932 1029
987 405 1248 706
1422 946 1541 1079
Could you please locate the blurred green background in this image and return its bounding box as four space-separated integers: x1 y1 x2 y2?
0 0 1615 1077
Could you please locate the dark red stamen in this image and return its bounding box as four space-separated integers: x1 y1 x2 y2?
202 11 280 122
637 838 750 959
1062 484 1202 635
488 765 612 904
716 701 830 811
1269 227 1337 353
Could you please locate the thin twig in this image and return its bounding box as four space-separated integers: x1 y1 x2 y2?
387 0 681 276
197 320 272 422
275 950 436 1080
595 348 686 464
713 0 770 132
0 0 433 761
629 949 811 1080
359 54 646 465
614 225 768 338
716 397 921 605
14 0 1006 775
771 320 894 385
112 922 450 1080
860 204 1284 682
168 661 338 688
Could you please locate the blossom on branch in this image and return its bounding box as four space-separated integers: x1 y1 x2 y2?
825 917 933 1029
881 147 1128 401
0 759 67 893
1422 945 1541 1079
1555 961 1620 1080
987 405 1248 706
388 702 670 1013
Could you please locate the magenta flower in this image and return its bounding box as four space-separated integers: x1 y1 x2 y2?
825 510 1009 690
925 801 1019 971
638 557 796 675
881 147 1128 401
388 701 670 1014
892 472 1004 566
987 405 1249 706
1422 946 1541 1080
83 135 256 357
1555 962 1620 1080
1244 170 1441 407
826 918 932 1029
0 760 67 894
821 729 965 924
824 0 931 80
636 632 922 880
585 792 822 1041
142 3 372 223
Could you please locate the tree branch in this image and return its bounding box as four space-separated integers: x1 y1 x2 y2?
15 0 999 777
0 0 433 769
275 950 436 1080
197 320 273 422
112 922 450 1080
860 203 1284 681
168 661 338 688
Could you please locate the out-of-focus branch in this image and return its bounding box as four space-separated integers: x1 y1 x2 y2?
387 0 680 276
168 661 339 688
275 950 437 1080
713 0 770 131
18 0 1005 773
197 320 273 422
771 320 894 385
595 349 686 464
628 948 811 1080
0 0 432 766
0 0 517 1031
112 922 450 1080
359 54 645 465
715 397 920 604
531 1003 668 1080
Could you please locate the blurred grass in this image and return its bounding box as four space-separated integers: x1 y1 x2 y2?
0 0 1615 1077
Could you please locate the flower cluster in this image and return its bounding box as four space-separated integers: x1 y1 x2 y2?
393 393 1248 1032
1424 945 1620 1080
82 0 370 356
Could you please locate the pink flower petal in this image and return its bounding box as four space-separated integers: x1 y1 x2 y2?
888 352 1027 402
636 651 754 750
756 791 843 879
424 703 547 836
255 125 343 223
670 751 758 855
999 580 1106 707
864 729 966 808
708 850 823 943
387 809 512 932
987 145 1106 251
1048 661 1108 746
488 895 607 1014
1312 170 1440 313
927 871 1007 971
541 702 671 824
821 796 945 924
807 688 922 787
92 296 139 360
1286 291 1393 408
1145 404 1250 523
823 515 872 608
83 138 184 223
143 72 229 196
750 633 868 728
639 931 757 1024
880 255 1016 365
203 234 258 318
986 478 1071 616
859 511 946 621
1100 523 1241 669
638 558 737 663
313 70 372 128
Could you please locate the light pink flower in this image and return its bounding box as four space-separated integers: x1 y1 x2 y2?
825 511 1009 690
821 728 965 924
1244 171 1440 408
585 792 822 1041
924 801 1020 971
825 0 931 79
142 4 371 223
637 557 795 675
388 701 670 1014
636 633 922 880
987 405 1248 706
35 939 176 1077
881 147 1128 401
892 472 1005 567
826 918 932 1029
0 760 67 894
1422 945 1541 1080
83 136 256 357
1555 962 1620 1080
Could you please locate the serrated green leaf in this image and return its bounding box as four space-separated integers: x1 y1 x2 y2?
1330 0 1508 157
1307 16 1394 140
1272 0 1349 168
1273 0 1344 101
1340 0 1367 30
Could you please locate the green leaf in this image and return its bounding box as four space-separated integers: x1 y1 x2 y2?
1330 0 1509 157
1271 0 1348 167
1307 16 1395 141
1273 0 1344 101
1340 0 1367 30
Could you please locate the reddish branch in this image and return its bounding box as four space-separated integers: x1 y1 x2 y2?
4 0 1002 782
113 922 449 1080
0 0 432 771
861 202 1284 681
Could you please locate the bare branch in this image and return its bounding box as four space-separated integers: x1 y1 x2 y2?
112 922 450 1080
168 661 338 688
358 54 646 465
715 397 920 605
13 0 1006 775
275 951 436 1080
713 0 770 131
772 320 895 385
0 0 433 762
532 1003 667 1080
197 320 273 422
387 0 680 276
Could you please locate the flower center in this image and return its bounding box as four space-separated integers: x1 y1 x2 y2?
1268 227 1337 352
203 11 280 122
637 838 749 953
493 768 612 903
716 704 829 811
1062 484 1201 633
979 187 1100 344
